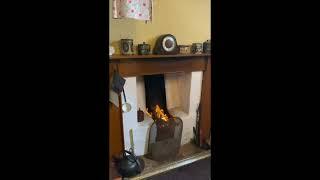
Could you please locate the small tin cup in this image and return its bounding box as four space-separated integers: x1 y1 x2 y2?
138 42 150 55
191 43 203 54
203 40 211 54
179 45 191 54
120 39 134 55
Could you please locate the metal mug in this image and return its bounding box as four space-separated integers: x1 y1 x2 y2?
191 43 203 54
179 45 191 54
138 42 150 55
121 39 134 55
203 40 211 54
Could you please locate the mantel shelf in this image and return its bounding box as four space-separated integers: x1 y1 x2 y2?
109 53 210 77
109 53 211 61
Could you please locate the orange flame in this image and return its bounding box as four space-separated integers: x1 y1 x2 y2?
154 105 169 122
145 105 169 122
145 108 152 117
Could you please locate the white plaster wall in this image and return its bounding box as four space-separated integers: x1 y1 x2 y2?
166 71 203 145
185 71 203 144
121 77 138 152
165 72 191 113
121 76 153 156
136 76 146 112
189 72 203 113
121 71 203 156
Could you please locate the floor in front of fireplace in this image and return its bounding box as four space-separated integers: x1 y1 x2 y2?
147 157 211 180
126 142 211 180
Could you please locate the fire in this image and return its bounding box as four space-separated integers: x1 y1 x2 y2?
145 105 169 122
145 108 152 117
155 105 169 122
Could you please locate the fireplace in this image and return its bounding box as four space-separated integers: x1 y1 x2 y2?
120 71 203 157
109 54 211 179
109 55 211 179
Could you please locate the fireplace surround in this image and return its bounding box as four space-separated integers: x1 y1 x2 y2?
109 54 211 159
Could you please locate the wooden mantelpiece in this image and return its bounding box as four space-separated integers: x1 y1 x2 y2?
110 54 210 77
110 54 211 59
109 54 211 158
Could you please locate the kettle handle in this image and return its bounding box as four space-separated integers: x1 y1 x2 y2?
123 150 142 173
123 150 137 162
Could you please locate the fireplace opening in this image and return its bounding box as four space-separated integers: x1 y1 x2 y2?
144 74 171 117
120 71 202 157
144 74 183 161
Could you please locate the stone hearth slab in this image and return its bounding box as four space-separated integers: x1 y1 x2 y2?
125 143 211 180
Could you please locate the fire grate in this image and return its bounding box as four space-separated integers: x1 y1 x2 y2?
147 117 183 161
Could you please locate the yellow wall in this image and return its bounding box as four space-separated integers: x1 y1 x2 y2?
109 0 211 54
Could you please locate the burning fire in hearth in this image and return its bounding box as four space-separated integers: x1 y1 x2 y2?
146 105 169 122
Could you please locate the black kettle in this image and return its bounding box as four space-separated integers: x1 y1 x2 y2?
115 149 145 177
